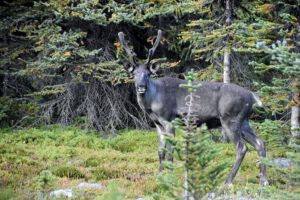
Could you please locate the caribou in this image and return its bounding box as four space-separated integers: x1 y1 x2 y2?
118 30 268 185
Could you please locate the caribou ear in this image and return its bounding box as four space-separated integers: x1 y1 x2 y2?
124 62 135 73
149 63 160 74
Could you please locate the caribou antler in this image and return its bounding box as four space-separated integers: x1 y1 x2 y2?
145 30 162 65
118 32 138 65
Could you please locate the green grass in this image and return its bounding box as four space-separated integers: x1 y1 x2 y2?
0 125 299 199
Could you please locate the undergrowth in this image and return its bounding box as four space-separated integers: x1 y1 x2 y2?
0 124 299 199
0 125 158 199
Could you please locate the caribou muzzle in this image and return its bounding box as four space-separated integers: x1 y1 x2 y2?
137 86 147 94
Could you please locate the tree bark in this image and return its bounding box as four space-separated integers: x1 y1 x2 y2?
221 0 232 142
291 89 300 138
184 141 190 200
223 0 231 84
291 105 300 138
223 49 230 83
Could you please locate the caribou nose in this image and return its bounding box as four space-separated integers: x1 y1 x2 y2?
137 85 146 94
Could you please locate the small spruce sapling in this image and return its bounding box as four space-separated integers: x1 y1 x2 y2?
158 70 228 200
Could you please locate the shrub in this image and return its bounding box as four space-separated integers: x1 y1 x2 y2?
92 167 122 180
85 157 101 167
52 166 85 179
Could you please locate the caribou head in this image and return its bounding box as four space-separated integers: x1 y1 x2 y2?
118 30 162 94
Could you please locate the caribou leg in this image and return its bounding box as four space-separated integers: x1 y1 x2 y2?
156 124 166 172
156 123 175 172
242 120 268 186
220 127 230 143
221 119 247 184
165 124 175 163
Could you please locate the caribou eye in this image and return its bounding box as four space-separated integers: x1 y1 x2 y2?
128 66 134 73
150 63 160 74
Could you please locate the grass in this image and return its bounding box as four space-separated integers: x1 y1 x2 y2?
0 124 299 199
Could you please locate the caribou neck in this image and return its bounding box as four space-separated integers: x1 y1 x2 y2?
136 78 157 110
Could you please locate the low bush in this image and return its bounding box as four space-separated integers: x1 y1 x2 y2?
52 166 86 179
92 167 123 180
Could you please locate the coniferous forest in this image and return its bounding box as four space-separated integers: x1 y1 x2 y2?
0 0 300 199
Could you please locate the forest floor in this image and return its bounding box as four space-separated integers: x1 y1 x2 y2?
0 125 299 199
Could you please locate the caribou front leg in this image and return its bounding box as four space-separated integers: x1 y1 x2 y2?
156 123 175 172
156 124 166 172
165 123 175 164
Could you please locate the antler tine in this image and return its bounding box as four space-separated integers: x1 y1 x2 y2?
145 30 162 65
118 32 138 65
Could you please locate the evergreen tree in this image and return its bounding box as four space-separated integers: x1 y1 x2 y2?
0 0 299 133
254 39 300 139
163 70 228 200
0 0 201 131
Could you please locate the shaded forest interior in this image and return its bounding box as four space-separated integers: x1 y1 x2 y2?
1 0 299 134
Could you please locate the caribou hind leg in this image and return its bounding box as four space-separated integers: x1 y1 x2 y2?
221 118 248 185
241 120 268 185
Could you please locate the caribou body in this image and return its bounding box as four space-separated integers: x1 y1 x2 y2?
118 30 268 185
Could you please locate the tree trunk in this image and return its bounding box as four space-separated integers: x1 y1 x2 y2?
223 0 232 84
223 49 230 83
291 89 300 138
221 0 232 142
184 141 190 200
291 105 300 138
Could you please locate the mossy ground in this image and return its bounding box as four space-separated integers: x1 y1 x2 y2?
0 125 298 199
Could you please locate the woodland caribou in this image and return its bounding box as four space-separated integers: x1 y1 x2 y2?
118 30 268 185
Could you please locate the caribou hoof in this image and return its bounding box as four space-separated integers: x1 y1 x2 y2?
159 165 164 173
259 173 268 186
260 178 269 186
219 182 234 193
225 183 233 188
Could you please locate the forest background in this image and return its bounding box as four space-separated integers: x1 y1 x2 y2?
0 0 300 199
